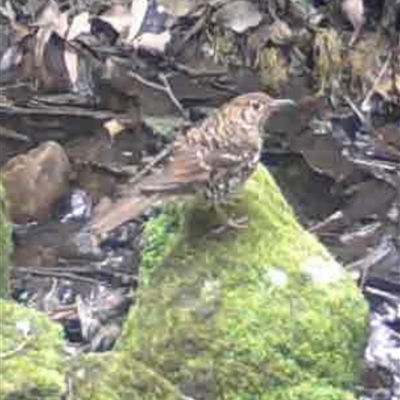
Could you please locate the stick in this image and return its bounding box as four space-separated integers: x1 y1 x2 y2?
128 144 173 186
361 53 392 111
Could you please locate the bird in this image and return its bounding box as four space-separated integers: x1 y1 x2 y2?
84 92 296 243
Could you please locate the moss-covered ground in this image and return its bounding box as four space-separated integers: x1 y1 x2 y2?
0 300 67 399
73 164 367 400
0 181 12 297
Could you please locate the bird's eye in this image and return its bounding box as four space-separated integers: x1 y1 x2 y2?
251 100 261 110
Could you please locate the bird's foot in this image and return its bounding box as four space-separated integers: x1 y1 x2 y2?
210 215 249 235
226 216 249 230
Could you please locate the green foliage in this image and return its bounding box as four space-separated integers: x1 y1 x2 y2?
0 300 66 399
0 181 12 298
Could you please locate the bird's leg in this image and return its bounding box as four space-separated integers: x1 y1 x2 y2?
210 202 248 234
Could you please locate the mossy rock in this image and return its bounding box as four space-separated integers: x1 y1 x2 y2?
74 165 367 400
0 300 67 399
72 351 190 400
0 181 12 297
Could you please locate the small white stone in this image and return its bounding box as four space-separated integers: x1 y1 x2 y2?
301 256 344 284
266 268 288 288
15 319 31 337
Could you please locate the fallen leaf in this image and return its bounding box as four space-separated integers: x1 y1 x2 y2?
67 12 91 41
127 0 149 41
213 0 262 34
103 119 126 139
341 0 364 45
97 2 132 38
133 30 171 53
34 0 69 38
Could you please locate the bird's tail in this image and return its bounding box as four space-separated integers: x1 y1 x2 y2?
87 193 160 242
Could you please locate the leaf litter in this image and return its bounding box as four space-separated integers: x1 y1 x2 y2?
0 0 398 397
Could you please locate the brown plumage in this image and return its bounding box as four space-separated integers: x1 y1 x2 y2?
86 92 295 242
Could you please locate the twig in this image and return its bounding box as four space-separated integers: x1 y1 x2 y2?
43 278 58 312
0 126 31 142
364 286 400 304
11 267 103 285
173 8 208 55
0 337 33 360
396 166 400 248
361 52 392 111
344 154 399 172
158 73 189 119
173 62 227 78
343 95 372 131
124 68 167 92
0 103 134 120
64 373 75 400
128 144 173 186
111 57 189 118
129 358 198 400
0 82 35 92
0 1 15 21
14 265 136 278
291 46 313 74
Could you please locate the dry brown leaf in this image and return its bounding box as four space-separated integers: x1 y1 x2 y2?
157 0 198 16
67 12 91 41
103 119 126 139
97 2 132 38
64 46 79 89
0 1 31 40
127 0 149 41
34 0 69 38
34 26 54 86
132 31 171 53
213 0 262 33
341 0 364 45
267 20 293 46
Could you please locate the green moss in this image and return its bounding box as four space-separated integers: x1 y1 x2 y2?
141 204 183 285
314 28 342 94
0 181 12 298
74 165 367 399
72 352 189 400
209 27 240 66
134 165 367 397
259 47 289 94
0 300 67 399
269 380 357 400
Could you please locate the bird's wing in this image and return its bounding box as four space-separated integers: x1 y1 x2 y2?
204 151 244 168
139 144 211 194
139 118 247 194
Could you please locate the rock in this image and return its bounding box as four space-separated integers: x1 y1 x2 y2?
0 299 66 399
72 165 367 400
0 181 12 297
1 141 71 224
13 220 84 267
72 351 189 400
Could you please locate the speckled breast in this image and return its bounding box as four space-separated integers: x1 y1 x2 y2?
203 161 257 204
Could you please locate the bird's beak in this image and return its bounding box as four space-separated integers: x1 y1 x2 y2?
269 98 297 112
